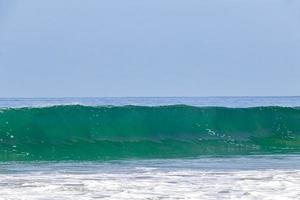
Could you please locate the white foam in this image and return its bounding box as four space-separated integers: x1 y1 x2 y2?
0 162 300 200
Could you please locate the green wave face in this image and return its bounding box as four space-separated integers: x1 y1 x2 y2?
1 105 300 161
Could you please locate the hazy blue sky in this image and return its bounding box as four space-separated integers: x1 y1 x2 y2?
0 0 300 97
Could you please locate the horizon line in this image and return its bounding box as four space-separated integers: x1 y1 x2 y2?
0 96 300 99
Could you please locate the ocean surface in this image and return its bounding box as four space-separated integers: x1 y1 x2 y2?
1 97 300 199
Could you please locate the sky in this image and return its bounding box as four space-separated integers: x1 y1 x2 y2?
0 0 300 97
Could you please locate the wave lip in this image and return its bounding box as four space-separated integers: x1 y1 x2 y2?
1 105 300 161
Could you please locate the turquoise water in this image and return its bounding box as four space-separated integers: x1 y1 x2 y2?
1 97 300 199
1 105 300 161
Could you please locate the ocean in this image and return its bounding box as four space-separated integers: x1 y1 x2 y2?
0 97 300 199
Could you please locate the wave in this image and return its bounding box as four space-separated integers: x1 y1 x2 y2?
1 105 300 161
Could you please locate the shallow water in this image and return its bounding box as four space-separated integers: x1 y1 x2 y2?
1 156 300 200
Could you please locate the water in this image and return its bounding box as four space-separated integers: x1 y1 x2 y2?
1 96 300 108
1 97 300 199
1 156 300 199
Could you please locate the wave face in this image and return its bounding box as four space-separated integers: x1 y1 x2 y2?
1 105 300 161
